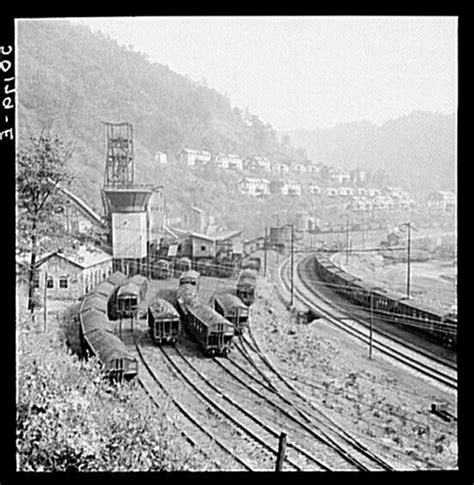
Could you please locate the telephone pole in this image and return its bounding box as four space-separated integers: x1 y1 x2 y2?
369 291 374 359
406 222 411 299
264 225 268 277
290 223 294 307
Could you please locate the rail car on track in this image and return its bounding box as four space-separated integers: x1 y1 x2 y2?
179 270 200 287
175 257 192 275
236 269 257 306
148 298 181 344
312 254 457 348
211 292 249 335
241 256 261 273
77 276 139 382
115 275 148 319
176 283 234 356
151 259 170 280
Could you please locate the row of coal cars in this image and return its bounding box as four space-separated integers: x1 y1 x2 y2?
71 266 258 381
313 254 457 348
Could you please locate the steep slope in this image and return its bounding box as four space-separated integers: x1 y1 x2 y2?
281 111 456 199
17 19 300 213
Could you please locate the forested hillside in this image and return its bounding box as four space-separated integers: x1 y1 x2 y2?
281 111 456 200
17 20 456 237
17 20 303 216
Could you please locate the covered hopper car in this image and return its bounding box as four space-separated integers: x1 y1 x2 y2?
236 269 257 306
148 298 181 344
212 293 249 335
177 283 234 356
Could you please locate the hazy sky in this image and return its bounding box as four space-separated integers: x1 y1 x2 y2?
70 16 457 131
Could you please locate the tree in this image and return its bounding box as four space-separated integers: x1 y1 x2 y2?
16 132 75 311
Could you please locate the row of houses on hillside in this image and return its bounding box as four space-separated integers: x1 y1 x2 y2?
174 148 367 183
238 178 416 202
427 191 456 212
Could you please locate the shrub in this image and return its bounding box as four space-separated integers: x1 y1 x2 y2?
16 317 205 471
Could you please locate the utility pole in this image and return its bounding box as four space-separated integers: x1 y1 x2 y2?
369 291 373 360
43 271 48 332
290 224 294 307
264 225 268 277
275 432 287 472
345 217 350 264
406 222 411 299
361 212 365 249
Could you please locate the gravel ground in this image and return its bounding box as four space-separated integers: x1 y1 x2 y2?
146 265 457 470
246 250 457 470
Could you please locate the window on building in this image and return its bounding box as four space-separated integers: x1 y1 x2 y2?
59 276 68 289
33 275 40 288
47 276 54 288
201 245 207 251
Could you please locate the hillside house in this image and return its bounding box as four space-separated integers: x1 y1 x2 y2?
32 246 113 299
323 187 338 197
350 169 367 184
155 151 168 164
427 191 456 212
354 187 368 196
308 184 322 195
331 167 351 184
306 164 321 175
273 162 291 174
367 188 382 197
243 156 272 172
347 196 371 212
215 153 243 171
270 180 302 196
238 177 270 197
291 163 307 174
337 187 354 197
179 148 212 167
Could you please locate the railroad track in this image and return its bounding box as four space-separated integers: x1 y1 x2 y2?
230 331 397 471
278 255 457 391
128 319 254 471
157 341 332 471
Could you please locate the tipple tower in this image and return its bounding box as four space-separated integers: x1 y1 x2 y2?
101 122 152 275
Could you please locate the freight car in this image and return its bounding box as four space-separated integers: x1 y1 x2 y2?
151 259 170 280
179 270 200 287
115 275 148 319
242 256 261 273
313 254 457 348
236 269 257 306
175 257 192 275
211 292 249 335
148 298 181 344
78 289 138 381
176 283 234 356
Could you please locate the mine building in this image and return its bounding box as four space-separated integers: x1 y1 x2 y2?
32 245 113 299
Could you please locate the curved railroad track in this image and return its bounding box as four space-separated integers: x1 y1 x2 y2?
128 318 254 471
155 340 331 471
230 330 397 471
279 255 457 391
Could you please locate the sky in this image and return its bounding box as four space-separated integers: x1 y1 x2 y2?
69 16 457 131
